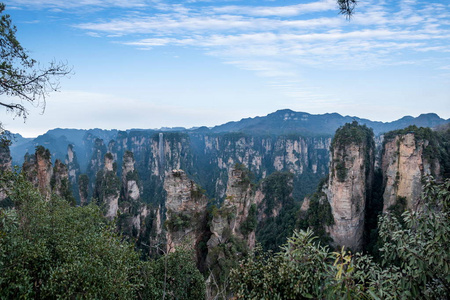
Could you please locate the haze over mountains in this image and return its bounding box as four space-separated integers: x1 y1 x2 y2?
8 109 449 167
209 109 449 135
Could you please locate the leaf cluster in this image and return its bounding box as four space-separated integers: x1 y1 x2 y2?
232 177 450 299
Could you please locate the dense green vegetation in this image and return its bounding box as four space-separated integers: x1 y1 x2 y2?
256 172 298 252
0 171 141 299
297 192 334 245
35 145 51 160
240 203 257 236
140 248 206 300
331 121 374 150
0 170 205 299
231 177 450 299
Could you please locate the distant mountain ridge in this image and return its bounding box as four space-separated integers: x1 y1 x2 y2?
209 109 449 135
8 109 449 167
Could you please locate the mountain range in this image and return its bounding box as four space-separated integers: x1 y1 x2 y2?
8 109 449 167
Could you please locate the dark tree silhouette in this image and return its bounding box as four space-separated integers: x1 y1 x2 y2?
0 3 70 124
338 0 357 18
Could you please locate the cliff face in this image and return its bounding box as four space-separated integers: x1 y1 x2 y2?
89 132 330 206
382 132 440 212
191 134 330 200
326 123 374 251
51 159 73 203
87 138 107 188
0 141 12 201
19 147 76 203
65 145 79 184
208 166 256 251
118 151 146 237
94 153 120 219
21 147 53 198
121 151 140 202
164 169 208 253
0 141 12 172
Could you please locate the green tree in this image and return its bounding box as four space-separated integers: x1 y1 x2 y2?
376 177 450 298
140 247 206 300
0 171 141 299
231 177 450 299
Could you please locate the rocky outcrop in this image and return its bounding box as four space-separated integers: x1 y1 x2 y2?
0 140 12 172
117 151 145 238
164 169 208 253
382 131 440 212
20 147 75 202
0 140 12 201
51 159 74 203
78 174 89 206
326 123 374 251
207 166 257 251
87 138 106 187
121 151 140 203
21 146 53 198
65 144 80 200
94 153 120 219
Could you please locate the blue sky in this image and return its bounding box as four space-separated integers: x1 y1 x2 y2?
1 0 450 137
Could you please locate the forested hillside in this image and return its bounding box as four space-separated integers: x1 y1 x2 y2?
2 121 449 299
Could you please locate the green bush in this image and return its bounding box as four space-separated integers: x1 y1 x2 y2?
231 177 450 299
0 171 141 299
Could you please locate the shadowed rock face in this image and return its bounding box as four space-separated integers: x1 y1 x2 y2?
94 153 120 219
382 133 440 212
121 151 140 202
326 124 374 252
0 141 12 201
65 144 80 188
21 147 53 198
164 169 208 253
0 142 11 172
208 167 256 252
52 159 69 198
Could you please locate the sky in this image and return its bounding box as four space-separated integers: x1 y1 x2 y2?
1 0 449 137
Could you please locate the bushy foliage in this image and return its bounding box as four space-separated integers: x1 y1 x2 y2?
298 191 334 245
331 121 374 151
0 170 208 299
140 248 206 300
240 203 257 236
35 145 51 160
377 177 450 298
256 171 298 252
231 230 332 299
165 211 191 231
0 171 141 299
232 177 450 299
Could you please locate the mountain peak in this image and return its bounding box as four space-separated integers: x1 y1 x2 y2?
211 110 448 136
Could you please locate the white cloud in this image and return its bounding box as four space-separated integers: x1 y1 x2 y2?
7 0 149 9
212 0 336 17
9 0 449 120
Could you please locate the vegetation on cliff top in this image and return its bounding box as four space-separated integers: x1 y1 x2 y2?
331 122 374 183
383 125 450 179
